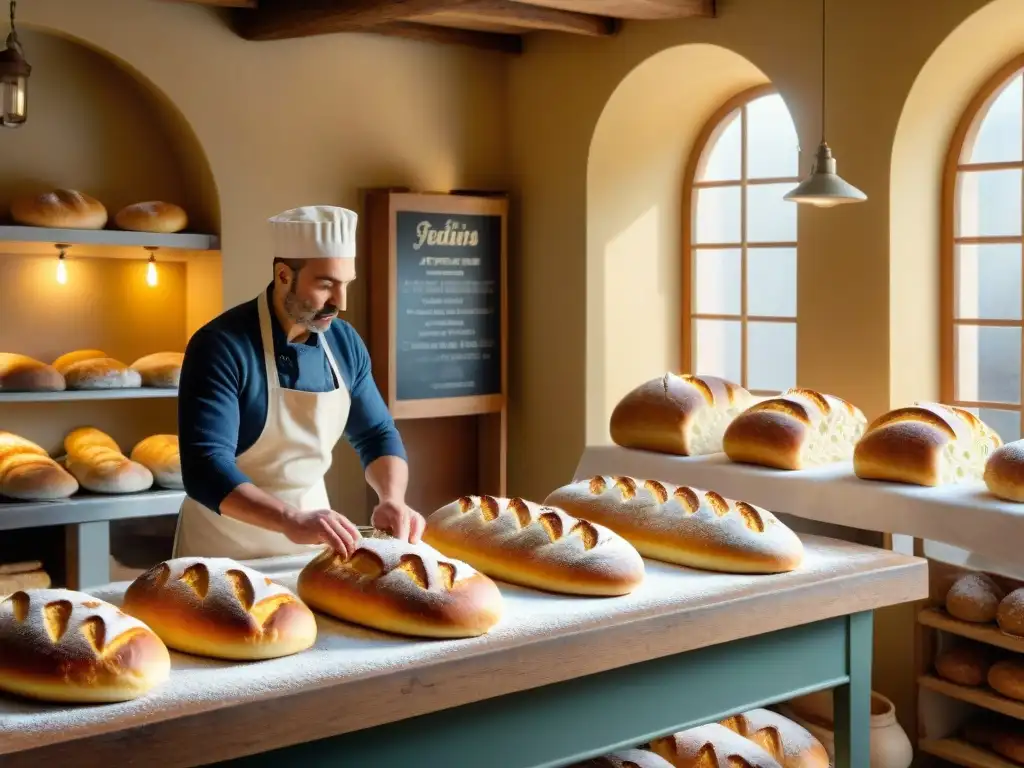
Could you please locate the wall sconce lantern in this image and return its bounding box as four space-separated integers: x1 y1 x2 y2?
0 1 30 128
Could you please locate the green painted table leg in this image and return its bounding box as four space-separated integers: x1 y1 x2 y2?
833 611 873 768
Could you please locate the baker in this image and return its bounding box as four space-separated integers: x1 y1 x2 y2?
173 205 425 560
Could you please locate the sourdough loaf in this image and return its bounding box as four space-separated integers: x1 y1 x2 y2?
0 430 78 501
115 201 188 233
544 476 803 574
123 558 317 660
10 189 107 229
997 588 1024 636
718 709 829 768
52 349 106 375
988 659 1024 702
130 351 184 388
985 441 1024 502
0 353 64 391
571 751 674 768
64 427 153 494
0 588 170 702
935 643 997 686
298 537 502 638
424 495 645 596
609 373 753 456
130 434 182 489
946 572 1004 623
651 723 782 768
63 357 141 389
853 402 1001 486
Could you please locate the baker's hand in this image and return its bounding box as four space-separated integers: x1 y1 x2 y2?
281 507 361 557
371 499 426 543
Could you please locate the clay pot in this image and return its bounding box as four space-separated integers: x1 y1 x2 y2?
775 690 912 768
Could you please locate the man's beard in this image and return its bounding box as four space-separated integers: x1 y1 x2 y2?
284 283 337 333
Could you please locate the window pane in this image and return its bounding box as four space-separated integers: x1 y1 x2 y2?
693 318 741 383
955 244 1022 320
962 406 1021 443
956 324 1021 404
747 321 796 392
746 94 799 179
695 186 741 244
747 183 797 243
957 169 1022 238
694 249 741 315
747 247 797 317
699 109 742 182
966 74 1023 165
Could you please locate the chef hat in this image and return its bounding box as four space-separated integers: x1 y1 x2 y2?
268 205 358 261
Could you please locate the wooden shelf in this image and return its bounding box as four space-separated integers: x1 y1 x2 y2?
0 388 178 403
919 608 1024 654
920 675 1024 720
0 225 219 251
0 490 184 530
920 738 1018 768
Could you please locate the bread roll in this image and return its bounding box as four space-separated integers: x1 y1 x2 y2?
10 189 108 229
122 558 317 660
988 659 1024 701
544 476 803 574
0 588 170 702
985 441 1024 502
722 388 866 470
998 588 1024 636
130 351 184 388
651 723 782 768
298 538 502 638
609 374 753 456
130 434 182 489
114 201 188 233
0 353 64 392
718 709 829 768
993 728 1024 764
0 430 78 501
935 643 995 686
63 357 141 390
423 495 645 596
946 572 1005 623
64 427 153 494
570 751 674 768
853 402 1001 486
52 349 106 375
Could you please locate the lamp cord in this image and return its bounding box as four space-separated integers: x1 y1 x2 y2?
820 0 826 142
9 1 15 35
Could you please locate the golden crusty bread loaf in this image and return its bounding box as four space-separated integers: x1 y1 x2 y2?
424 495 645 596
652 723 782 768
122 558 317 660
853 402 1001 486
298 537 503 638
998 588 1024 636
63 357 141 390
52 349 106 375
130 351 184 388
609 373 753 456
10 189 108 229
130 434 182 489
570 750 674 768
0 353 64 392
946 572 1005 623
64 427 153 494
0 431 78 501
544 476 803 574
985 441 1024 502
0 588 170 702
718 709 830 768
935 642 997 686
988 659 1024 702
114 201 188 233
723 388 867 470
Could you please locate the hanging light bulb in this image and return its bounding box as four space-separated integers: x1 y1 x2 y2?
0 1 30 128
55 244 68 285
145 247 158 286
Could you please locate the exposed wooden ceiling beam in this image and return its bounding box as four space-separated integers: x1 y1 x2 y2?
509 0 714 20
361 21 523 52
415 0 617 37
161 0 257 8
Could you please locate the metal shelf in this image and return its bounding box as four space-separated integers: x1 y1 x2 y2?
0 225 219 251
0 489 184 530
0 387 178 403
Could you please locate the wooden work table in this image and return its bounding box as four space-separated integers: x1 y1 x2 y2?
0 535 927 768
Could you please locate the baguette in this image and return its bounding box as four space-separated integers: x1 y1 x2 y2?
63 357 141 390
544 476 803 574
570 751 674 768
718 709 830 768
609 373 753 456
651 723 782 768
423 495 645 596
64 427 153 494
298 538 503 638
853 402 1001 486
0 430 78 500
130 434 182 489
130 352 184 388
0 353 64 392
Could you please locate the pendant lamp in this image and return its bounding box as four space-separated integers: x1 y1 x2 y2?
0 0 30 128
784 0 865 207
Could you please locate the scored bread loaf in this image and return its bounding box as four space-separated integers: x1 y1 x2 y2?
130 434 182 489
423 495 645 596
544 476 803 574
10 189 108 229
651 723 782 768
0 353 64 391
570 750 674 768
609 373 753 456
130 351 184 388
985 441 1024 502
946 572 1005 623
718 709 831 768
122 558 317 660
115 201 188 233
64 427 153 494
297 537 503 638
722 388 867 470
853 402 1002 486
0 588 170 703
63 357 141 390
52 349 107 375
0 430 78 501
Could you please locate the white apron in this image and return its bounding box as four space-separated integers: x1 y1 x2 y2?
172 291 352 560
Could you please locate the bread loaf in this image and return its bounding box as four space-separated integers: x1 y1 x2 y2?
63 357 141 390
0 431 78 500
998 588 1024 636
988 659 1024 701
423 495 645 596
0 588 170 702
0 353 64 391
52 349 106 375
985 441 1024 502
651 723 782 768
114 201 188 233
853 402 1001 486
946 572 1005 623
993 727 1024 764
609 373 753 456
570 751 674 768
298 538 502 638
122 558 317 660
544 476 803 574
130 351 184 388
722 388 866 470
10 189 108 229
64 427 153 494
130 434 182 489
718 709 829 768
935 643 996 686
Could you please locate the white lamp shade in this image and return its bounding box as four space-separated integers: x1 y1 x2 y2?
784 141 866 207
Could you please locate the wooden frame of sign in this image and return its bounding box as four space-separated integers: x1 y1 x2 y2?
365 189 508 511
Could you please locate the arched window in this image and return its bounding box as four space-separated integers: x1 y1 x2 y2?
683 84 800 396
945 60 1024 442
